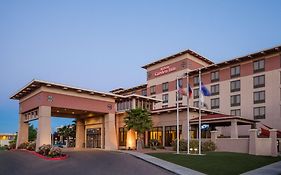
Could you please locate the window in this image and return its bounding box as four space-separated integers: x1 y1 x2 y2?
162 105 168 108
253 75 265 88
194 76 199 86
193 88 199 99
211 98 220 109
177 79 183 88
176 92 183 101
165 125 182 147
254 106 265 119
149 127 163 145
162 82 169 92
254 91 265 104
150 85 156 95
230 65 240 78
211 84 219 95
231 109 241 116
230 80 240 92
119 127 127 146
253 59 265 73
193 101 199 108
141 89 147 96
231 95 241 107
162 94 169 103
211 71 219 82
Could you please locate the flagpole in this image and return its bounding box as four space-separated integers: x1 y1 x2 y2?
176 76 180 154
198 69 202 155
186 72 190 155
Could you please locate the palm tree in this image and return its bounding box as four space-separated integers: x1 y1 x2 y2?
124 108 153 151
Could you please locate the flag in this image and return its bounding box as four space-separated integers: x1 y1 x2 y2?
200 82 211 96
178 88 187 96
199 82 210 108
178 84 193 97
188 84 192 97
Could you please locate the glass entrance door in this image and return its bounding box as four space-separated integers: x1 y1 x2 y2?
86 128 101 148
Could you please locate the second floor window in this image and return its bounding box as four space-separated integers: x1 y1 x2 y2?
253 59 265 73
193 101 199 108
150 86 156 95
254 91 265 104
162 94 169 103
162 82 169 92
230 80 240 92
211 71 219 82
176 92 183 101
211 98 220 109
211 84 219 95
231 109 241 116
231 94 241 107
141 89 147 96
193 88 199 99
254 106 265 119
253 75 265 88
230 65 240 78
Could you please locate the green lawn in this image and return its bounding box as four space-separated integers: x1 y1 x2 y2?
148 152 281 175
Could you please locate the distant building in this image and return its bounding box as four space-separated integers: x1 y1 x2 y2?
0 133 16 146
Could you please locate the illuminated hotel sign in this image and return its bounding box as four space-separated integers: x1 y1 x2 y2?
154 66 176 77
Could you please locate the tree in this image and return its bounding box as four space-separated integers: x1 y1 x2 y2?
57 121 76 147
28 124 37 141
124 108 153 151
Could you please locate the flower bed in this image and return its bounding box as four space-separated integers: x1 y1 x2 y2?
11 142 68 160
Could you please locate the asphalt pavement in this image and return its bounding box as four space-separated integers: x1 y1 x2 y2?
0 150 176 175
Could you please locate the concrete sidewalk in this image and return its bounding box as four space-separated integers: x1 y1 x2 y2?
241 160 281 175
120 150 205 175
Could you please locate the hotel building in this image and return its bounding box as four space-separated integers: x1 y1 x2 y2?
11 45 281 150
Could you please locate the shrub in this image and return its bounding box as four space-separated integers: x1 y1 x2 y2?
189 140 199 153
48 147 63 158
8 142 16 150
27 142 36 151
172 139 216 154
37 144 52 156
202 140 216 152
0 146 8 151
18 142 29 149
150 139 159 150
172 139 188 151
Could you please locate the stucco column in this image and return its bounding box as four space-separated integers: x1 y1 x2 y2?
104 113 117 150
16 113 29 148
249 129 258 155
230 120 238 138
270 129 278 157
75 118 85 149
210 130 218 144
36 106 51 151
126 129 136 149
145 131 149 147
132 99 136 109
162 126 165 147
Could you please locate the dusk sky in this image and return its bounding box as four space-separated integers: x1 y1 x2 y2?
1 0 281 133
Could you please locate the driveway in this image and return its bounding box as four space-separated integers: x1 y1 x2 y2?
0 150 175 175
